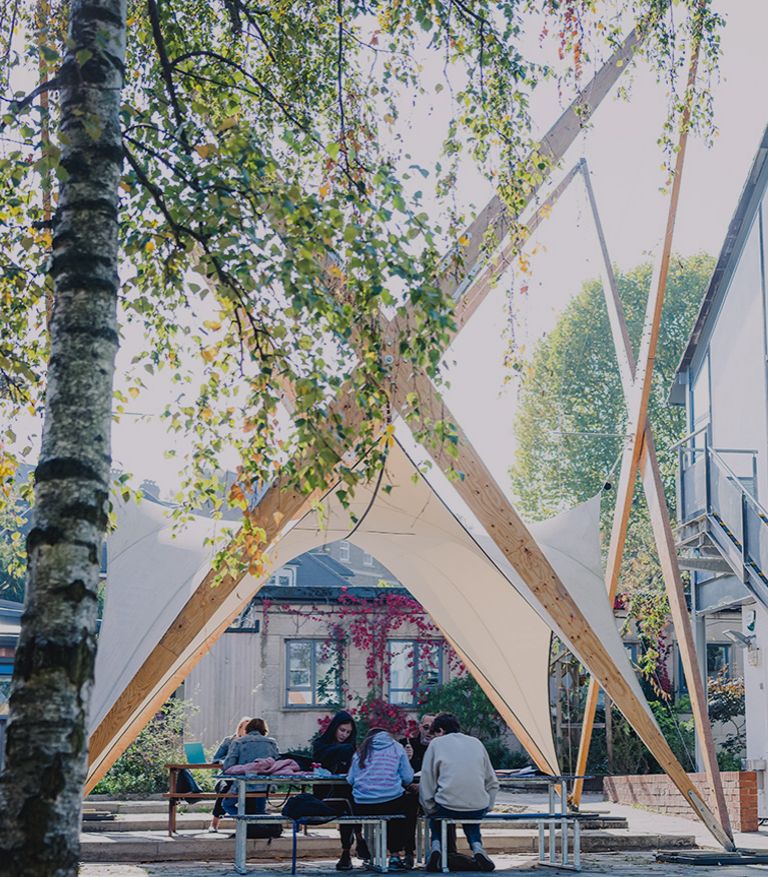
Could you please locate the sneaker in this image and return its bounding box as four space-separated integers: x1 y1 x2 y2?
336 851 353 871
388 856 407 872
472 852 495 872
207 825 218 833
426 850 442 873
402 852 414 870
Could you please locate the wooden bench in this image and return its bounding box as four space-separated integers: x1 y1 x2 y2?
427 811 599 872
164 762 271 835
232 813 406 875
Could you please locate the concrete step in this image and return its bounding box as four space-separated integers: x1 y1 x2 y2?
78 828 695 863
84 799 213 815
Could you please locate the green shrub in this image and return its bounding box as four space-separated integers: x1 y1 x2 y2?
92 698 201 796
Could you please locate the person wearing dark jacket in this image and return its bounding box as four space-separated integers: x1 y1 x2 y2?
313 710 370 870
399 714 435 772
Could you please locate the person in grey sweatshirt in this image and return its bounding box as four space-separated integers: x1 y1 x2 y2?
347 729 415 871
419 713 499 872
221 717 280 816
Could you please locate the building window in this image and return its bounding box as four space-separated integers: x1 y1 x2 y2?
707 643 732 679
285 640 341 707
387 640 443 706
363 551 374 567
625 643 640 666
266 565 296 587
677 643 732 697
338 541 351 562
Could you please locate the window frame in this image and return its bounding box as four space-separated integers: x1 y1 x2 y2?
284 638 342 709
338 541 351 562
266 565 297 588
387 638 444 706
677 642 732 698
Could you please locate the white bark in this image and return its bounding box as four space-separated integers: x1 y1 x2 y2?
0 2 126 875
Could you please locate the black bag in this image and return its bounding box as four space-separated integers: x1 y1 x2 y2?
448 852 479 872
175 768 202 804
280 752 314 771
282 793 337 823
247 823 283 839
245 797 283 839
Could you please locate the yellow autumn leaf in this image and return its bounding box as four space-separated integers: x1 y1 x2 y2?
128 387 140 399
200 406 213 421
319 183 330 199
201 347 217 362
203 319 222 331
458 234 469 247
145 240 155 253
195 143 216 159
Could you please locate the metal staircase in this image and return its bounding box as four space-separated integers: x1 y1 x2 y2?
675 427 768 610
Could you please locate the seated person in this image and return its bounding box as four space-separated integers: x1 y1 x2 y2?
208 716 251 831
399 714 435 868
419 713 499 873
221 717 280 817
313 710 370 870
348 728 415 872
400 713 435 771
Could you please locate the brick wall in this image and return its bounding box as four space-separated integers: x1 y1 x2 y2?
604 772 758 832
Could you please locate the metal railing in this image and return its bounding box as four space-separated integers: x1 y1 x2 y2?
675 428 768 596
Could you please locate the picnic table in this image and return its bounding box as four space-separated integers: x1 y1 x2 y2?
221 771 593 874
164 763 338 835
216 773 373 874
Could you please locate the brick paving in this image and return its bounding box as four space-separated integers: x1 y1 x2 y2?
79 851 768 876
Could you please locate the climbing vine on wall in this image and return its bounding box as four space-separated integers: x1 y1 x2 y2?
265 589 464 735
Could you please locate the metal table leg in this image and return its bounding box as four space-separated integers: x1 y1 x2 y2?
548 784 556 864
561 780 569 867
234 779 247 875
574 819 581 870
441 820 449 873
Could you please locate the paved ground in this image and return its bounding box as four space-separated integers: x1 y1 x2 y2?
501 792 768 852
79 851 768 876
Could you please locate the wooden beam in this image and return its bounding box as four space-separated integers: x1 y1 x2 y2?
438 27 644 310
600 16 705 639
385 353 734 851
568 163 732 839
86 25 645 789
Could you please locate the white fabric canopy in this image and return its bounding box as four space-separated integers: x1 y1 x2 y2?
93 436 654 774
91 499 227 731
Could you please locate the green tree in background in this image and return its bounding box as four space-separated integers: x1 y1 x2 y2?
510 254 714 674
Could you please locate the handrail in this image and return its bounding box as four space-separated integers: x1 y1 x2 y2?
669 424 709 452
709 447 766 518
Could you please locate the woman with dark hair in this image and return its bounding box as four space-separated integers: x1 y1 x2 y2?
313 710 370 870
348 729 415 872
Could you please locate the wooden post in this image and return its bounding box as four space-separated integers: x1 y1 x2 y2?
568 162 732 839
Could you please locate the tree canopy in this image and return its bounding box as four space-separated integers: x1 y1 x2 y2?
509 253 714 672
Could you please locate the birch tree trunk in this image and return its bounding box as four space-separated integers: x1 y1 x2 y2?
0 2 126 874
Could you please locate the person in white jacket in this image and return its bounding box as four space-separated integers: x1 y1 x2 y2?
419 713 499 872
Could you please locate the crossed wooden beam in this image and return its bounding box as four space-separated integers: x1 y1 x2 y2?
85 22 734 851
